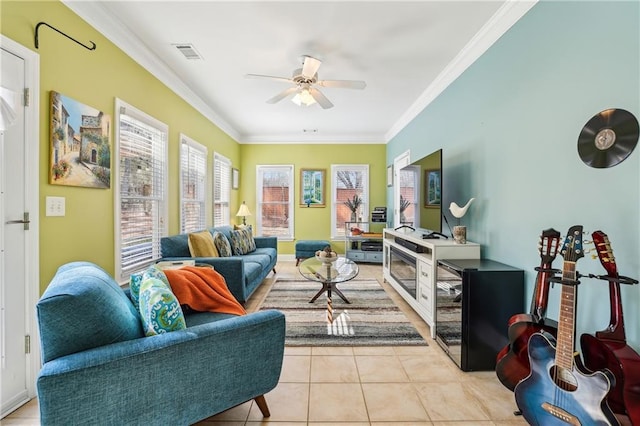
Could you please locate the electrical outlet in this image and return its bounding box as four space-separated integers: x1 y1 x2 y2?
46 196 65 217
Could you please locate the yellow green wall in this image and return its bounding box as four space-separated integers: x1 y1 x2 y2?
239 144 387 254
2 1 240 290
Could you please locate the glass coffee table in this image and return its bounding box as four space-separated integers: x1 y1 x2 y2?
298 257 359 323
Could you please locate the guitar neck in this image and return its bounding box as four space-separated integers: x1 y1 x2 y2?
531 260 554 320
556 261 578 370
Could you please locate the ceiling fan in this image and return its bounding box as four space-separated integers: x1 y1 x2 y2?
245 55 366 109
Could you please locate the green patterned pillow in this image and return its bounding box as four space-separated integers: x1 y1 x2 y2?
213 231 233 257
129 265 170 311
229 226 256 255
138 277 186 336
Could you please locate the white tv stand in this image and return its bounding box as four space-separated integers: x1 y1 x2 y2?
382 227 480 338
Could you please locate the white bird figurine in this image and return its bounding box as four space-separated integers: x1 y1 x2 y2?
449 198 475 219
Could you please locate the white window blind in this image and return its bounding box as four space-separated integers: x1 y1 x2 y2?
213 153 231 227
180 135 207 233
399 166 419 227
115 99 168 281
256 165 293 239
331 164 369 239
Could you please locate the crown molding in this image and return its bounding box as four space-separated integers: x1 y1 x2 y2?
385 0 537 142
62 0 241 141
238 133 386 144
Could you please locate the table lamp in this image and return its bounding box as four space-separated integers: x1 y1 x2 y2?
236 201 252 226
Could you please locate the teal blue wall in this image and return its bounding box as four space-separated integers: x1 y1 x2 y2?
387 1 640 349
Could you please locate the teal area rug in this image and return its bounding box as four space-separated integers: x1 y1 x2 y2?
259 278 427 346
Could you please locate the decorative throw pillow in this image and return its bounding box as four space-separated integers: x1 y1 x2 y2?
213 231 233 257
229 226 256 255
187 230 219 257
138 277 186 336
129 265 170 311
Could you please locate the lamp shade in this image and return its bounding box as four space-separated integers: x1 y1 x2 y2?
236 202 252 218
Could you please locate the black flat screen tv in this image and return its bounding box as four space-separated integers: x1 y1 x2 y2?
398 148 442 233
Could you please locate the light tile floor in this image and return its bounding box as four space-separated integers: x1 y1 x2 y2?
4 260 526 425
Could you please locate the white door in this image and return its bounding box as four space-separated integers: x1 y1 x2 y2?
1 38 39 418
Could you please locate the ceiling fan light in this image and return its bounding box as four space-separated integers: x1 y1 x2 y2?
292 89 316 107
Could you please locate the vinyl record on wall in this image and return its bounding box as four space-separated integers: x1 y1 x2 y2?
577 108 639 168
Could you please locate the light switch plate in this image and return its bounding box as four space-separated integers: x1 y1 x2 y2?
46 196 65 216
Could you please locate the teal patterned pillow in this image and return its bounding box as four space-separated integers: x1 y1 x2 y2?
138 277 186 336
129 265 169 311
213 231 233 257
230 227 256 255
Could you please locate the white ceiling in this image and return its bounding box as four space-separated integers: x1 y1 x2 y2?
65 1 536 143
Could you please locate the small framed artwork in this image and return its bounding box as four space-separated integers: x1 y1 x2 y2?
425 169 441 207
300 169 325 207
387 165 393 187
232 168 239 190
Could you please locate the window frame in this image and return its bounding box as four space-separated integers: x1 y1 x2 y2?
179 134 208 233
331 164 369 240
114 98 168 282
213 152 231 227
256 164 294 240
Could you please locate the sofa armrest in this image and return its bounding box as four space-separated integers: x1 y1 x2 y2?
37 310 285 425
159 256 246 302
254 236 277 250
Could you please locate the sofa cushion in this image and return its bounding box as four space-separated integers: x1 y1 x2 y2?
253 247 277 263
229 227 256 255
129 265 171 311
37 262 144 363
241 253 272 270
161 233 191 257
213 231 233 257
139 277 187 336
188 230 219 257
243 261 264 285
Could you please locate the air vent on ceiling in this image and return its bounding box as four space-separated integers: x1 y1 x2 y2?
303 129 318 134
173 43 203 60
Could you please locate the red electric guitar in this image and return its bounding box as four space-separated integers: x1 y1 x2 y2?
580 231 640 425
495 228 560 391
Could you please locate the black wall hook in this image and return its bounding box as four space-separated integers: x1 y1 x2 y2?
35 22 96 51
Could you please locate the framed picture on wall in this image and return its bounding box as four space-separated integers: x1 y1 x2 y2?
300 169 325 207
387 165 393 187
49 91 111 188
232 168 239 189
425 169 441 207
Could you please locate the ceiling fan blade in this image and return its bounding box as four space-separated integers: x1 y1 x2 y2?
245 74 293 84
301 55 322 79
317 79 366 90
309 88 333 109
266 87 298 104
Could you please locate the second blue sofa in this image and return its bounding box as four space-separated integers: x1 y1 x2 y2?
160 225 277 304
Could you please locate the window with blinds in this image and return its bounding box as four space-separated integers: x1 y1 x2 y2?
180 135 207 233
256 165 293 239
331 164 369 239
213 153 231 227
115 99 168 281
399 166 419 227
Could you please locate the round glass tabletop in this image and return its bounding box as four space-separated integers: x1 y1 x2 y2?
298 256 359 284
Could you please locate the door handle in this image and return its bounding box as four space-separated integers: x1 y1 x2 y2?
5 212 30 230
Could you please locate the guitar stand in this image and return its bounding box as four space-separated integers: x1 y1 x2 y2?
587 274 639 285
548 276 581 286
535 267 560 274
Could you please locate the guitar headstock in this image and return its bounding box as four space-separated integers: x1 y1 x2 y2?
538 228 561 264
591 230 618 276
560 225 584 262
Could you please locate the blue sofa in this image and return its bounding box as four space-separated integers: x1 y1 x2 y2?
160 226 277 304
36 261 285 425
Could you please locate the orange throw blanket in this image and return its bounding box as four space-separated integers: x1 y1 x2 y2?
164 266 246 316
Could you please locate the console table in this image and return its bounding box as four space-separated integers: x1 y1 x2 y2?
382 227 480 338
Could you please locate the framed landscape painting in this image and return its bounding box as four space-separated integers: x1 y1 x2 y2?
425 169 441 207
49 91 111 188
300 169 325 207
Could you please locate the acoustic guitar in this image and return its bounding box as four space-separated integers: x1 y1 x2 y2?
580 230 640 425
514 225 619 426
496 228 560 391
